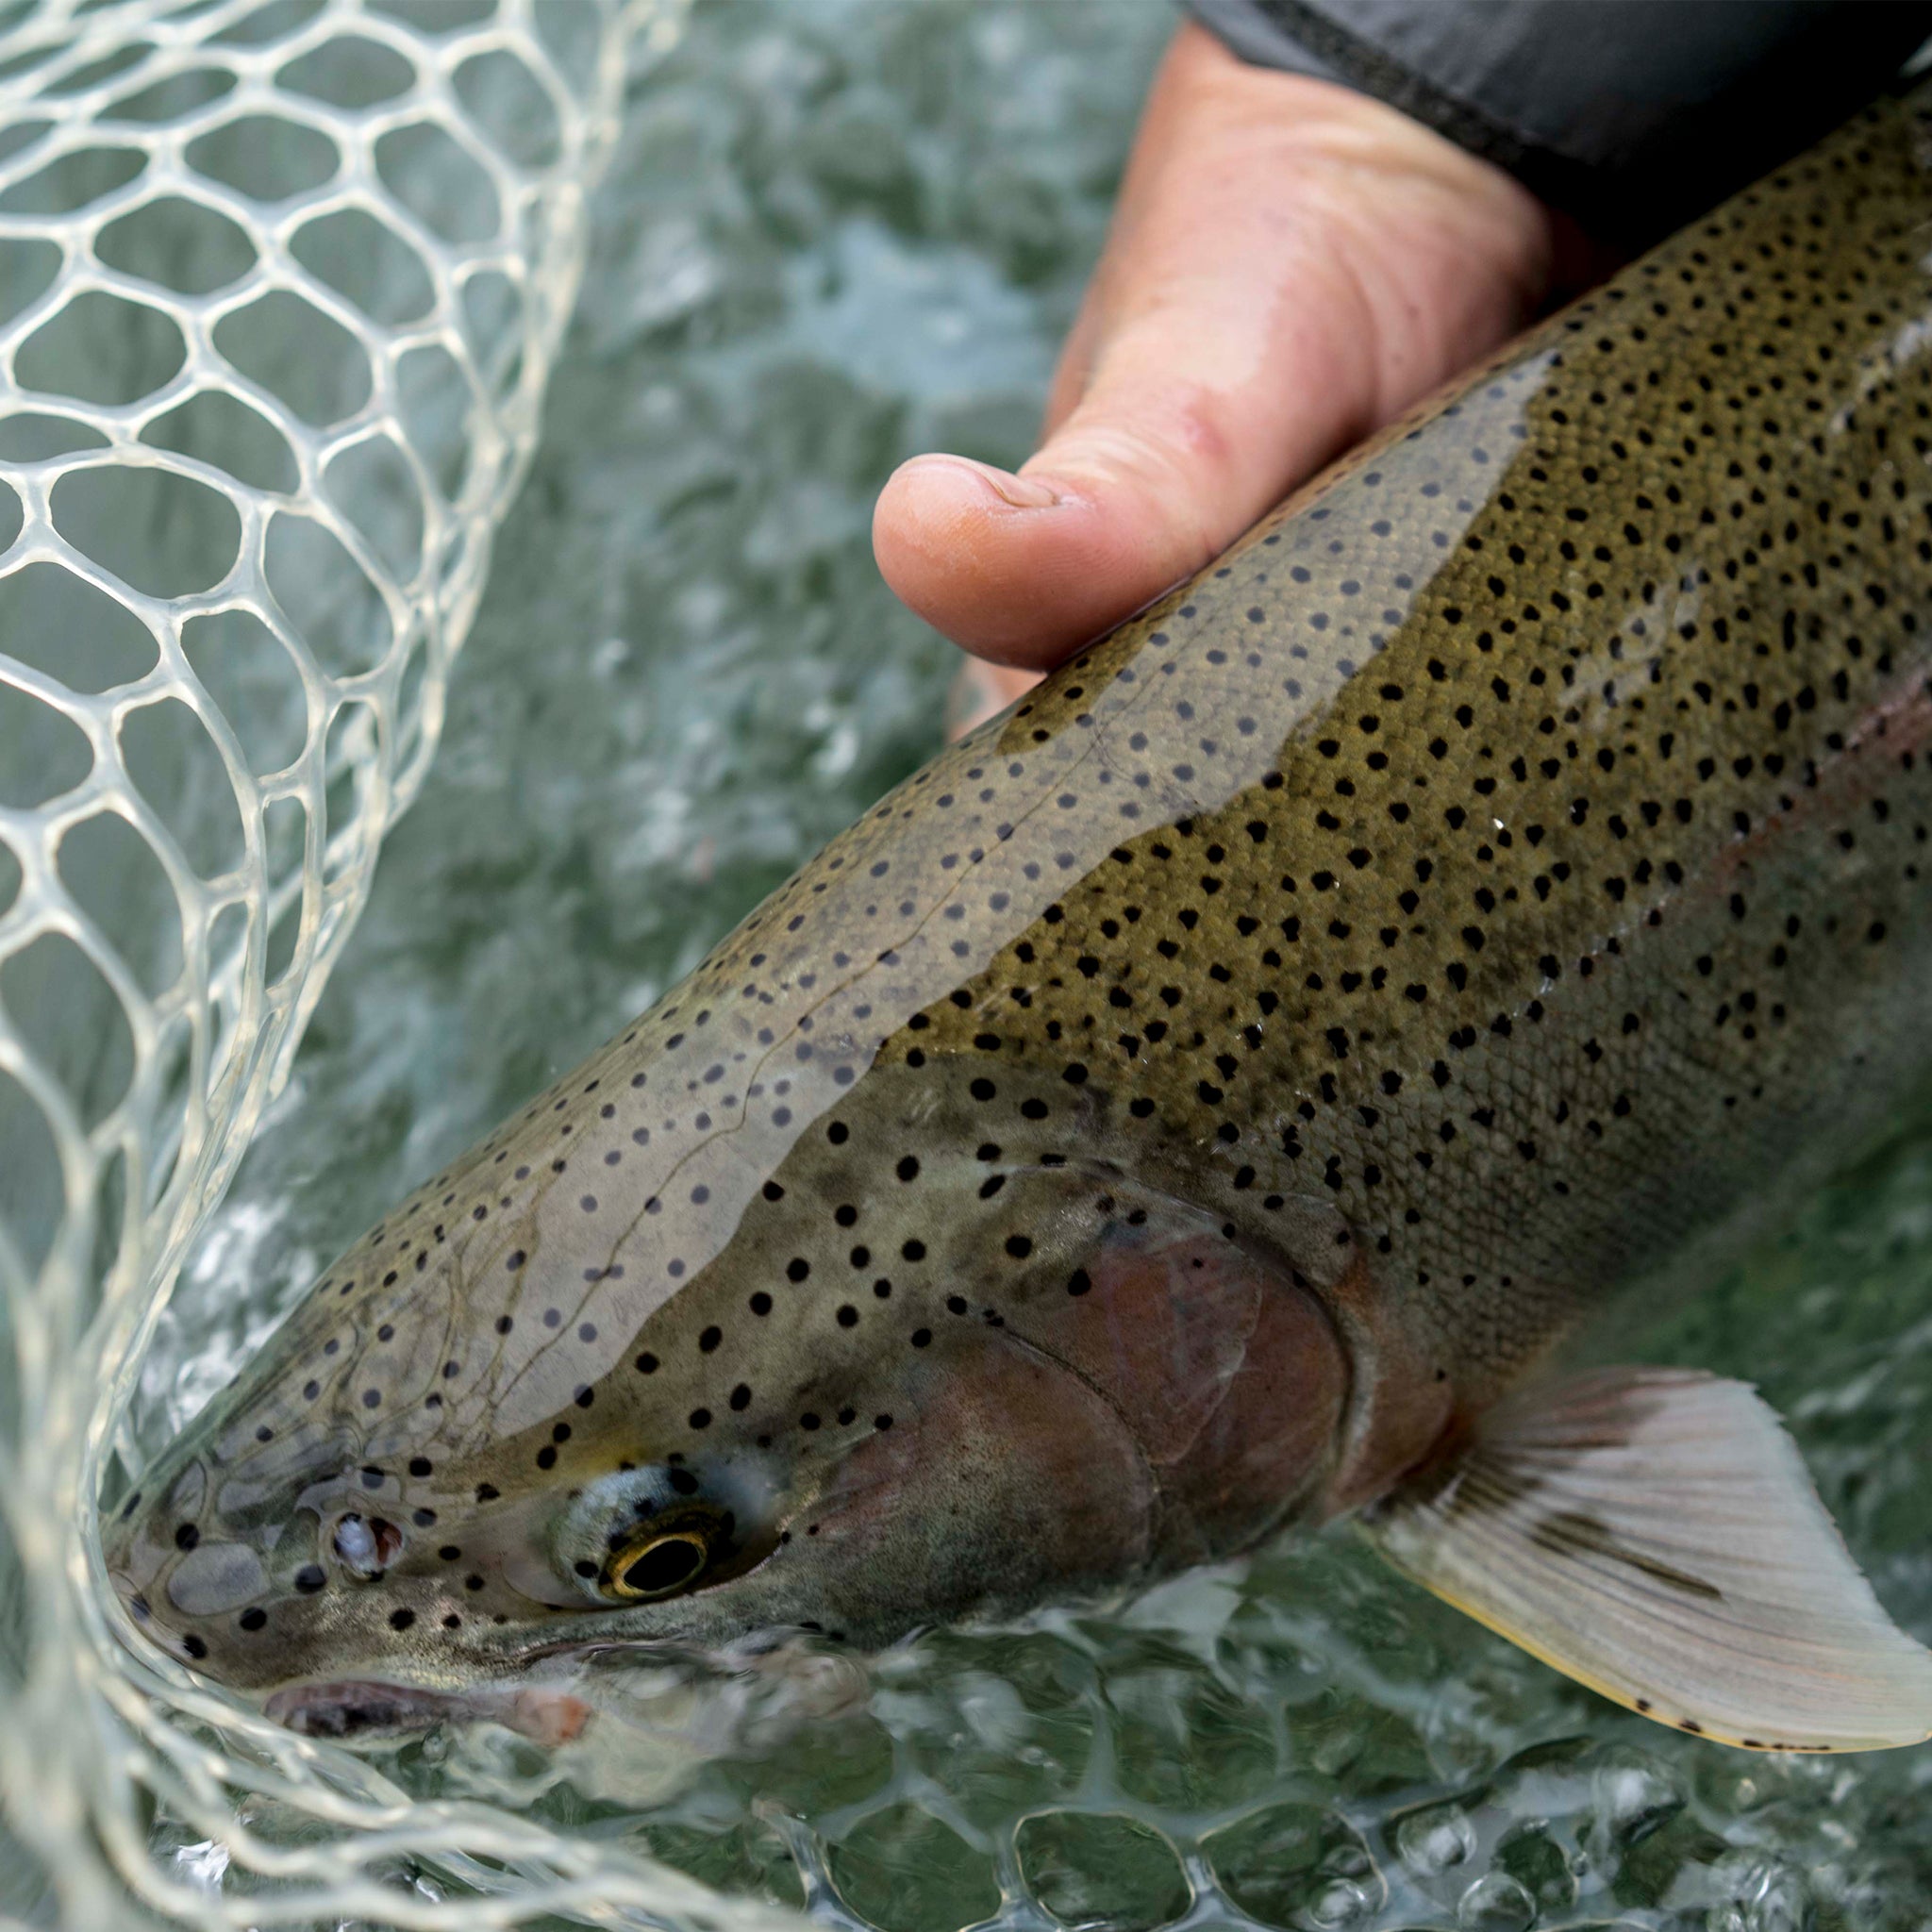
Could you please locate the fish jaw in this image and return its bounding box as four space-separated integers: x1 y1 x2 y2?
259 1675 594 1746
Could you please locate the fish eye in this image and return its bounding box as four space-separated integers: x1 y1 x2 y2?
556 1457 778 1607
604 1525 711 1601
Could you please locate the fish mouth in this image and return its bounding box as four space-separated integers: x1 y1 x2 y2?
263 1677 456 1738
262 1676 592 1745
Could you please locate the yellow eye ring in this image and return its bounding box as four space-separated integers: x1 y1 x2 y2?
605 1525 710 1601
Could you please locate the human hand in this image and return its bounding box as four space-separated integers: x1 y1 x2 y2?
872 24 1585 730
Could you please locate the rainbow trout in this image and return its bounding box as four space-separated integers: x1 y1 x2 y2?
108 92 1932 1752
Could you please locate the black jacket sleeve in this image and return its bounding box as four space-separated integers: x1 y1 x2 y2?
1187 0 1932 244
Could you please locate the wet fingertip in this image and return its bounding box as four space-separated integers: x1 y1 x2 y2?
873 458 1120 662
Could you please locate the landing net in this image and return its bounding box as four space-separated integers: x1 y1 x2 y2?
0 3 792 1925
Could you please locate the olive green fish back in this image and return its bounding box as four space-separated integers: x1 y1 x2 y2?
894 91 1932 1390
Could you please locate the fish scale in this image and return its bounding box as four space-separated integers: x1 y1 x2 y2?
108 92 1932 1749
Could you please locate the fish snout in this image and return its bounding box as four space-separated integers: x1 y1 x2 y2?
103 1429 460 1693
105 1500 512 1699
105 1443 266 1674
107 1511 310 1685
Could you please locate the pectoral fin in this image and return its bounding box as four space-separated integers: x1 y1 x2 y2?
1359 1367 1932 1751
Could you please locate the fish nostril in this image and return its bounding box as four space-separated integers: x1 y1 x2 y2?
331 1512 403 1578
334 1516 375 1570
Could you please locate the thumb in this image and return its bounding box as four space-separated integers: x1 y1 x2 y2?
873 25 1553 672
874 294 1377 670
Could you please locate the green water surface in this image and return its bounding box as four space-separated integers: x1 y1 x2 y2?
143 3 1932 1925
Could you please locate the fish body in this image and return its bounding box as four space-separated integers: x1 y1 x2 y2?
109 92 1932 1748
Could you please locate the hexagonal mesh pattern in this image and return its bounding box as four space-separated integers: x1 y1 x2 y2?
0 3 799 1926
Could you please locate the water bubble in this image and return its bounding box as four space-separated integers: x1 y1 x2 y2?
1591 1746 1687 1852
1457 1871 1536 1932
1395 1800 1479 1878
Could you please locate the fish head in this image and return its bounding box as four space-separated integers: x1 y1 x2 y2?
103 1056 1395 1734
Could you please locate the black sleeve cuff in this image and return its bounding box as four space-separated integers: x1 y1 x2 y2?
1186 0 1932 246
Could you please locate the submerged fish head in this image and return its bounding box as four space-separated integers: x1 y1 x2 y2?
105 1054 1396 1729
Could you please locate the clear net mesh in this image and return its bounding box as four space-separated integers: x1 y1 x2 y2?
0 2 802 1924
